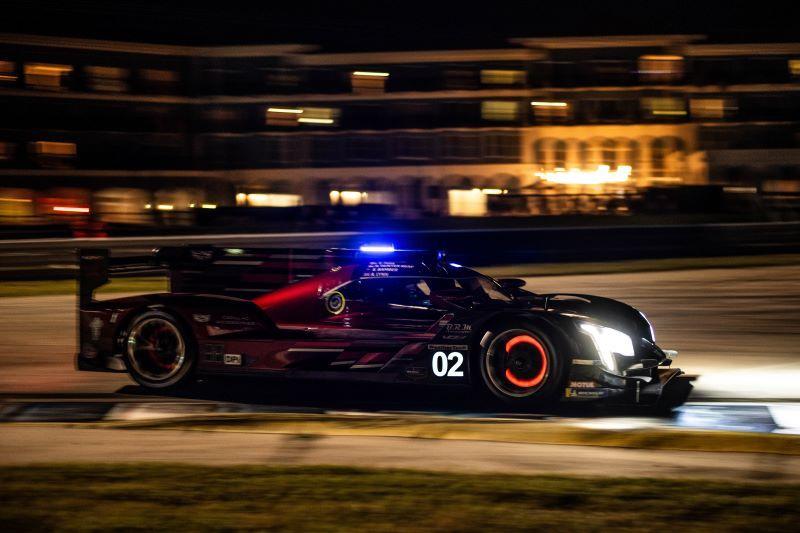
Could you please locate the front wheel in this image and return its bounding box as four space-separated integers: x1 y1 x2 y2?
478 322 567 407
124 310 196 389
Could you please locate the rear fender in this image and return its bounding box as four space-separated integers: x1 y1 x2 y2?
104 294 277 353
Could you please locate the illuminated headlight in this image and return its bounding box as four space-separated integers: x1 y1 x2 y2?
579 323 635 372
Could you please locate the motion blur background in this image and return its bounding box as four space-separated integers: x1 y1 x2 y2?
0 1 798 240
3 3 800 530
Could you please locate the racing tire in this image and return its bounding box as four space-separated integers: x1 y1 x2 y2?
123 310 196 389
477 320 568 408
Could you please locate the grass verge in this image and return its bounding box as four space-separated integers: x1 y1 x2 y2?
0 276 167 298
4 254 800 297
1 464 799 531
102 413 800 456
482 253 800 278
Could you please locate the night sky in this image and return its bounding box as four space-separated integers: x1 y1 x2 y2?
2 0 797 51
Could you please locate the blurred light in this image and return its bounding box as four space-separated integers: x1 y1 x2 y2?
52 206 89 213
448 189 487 216
352 71 389 77
359 244 395 253
0 197 32 203
449 262 463 268
482 188 504 195
639 54 683 61
156 204 174 211
536 165 632 185
267 107 303 114
189 203 195 208
201 203 217 209
652 109 687 116
144 203 152 209
481 69 525 85
530 101 568 107
235 193 247 206
724 187 758 193
330 190 368 206
244 193 302 207
341 191 363 205
298 117 334 124
32 141 76 156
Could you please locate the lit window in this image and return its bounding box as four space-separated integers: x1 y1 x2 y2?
480 69 525 85
531 100 570 122
351 71 389 94
266 107 303 126
30 141 77 168
139 68 179 93
330 190 367 206
140 68 178 82
266 107 338 127
789 59 800 78
641 97 686 117
690 98 737 119
85 66 129 93
0 61 16 83
448 189 487 216
298 107 338 126
0 141 14 160
242 193 302 207
638 55 683 82
481 101 520 121
32 141 76 156
24 63 72 90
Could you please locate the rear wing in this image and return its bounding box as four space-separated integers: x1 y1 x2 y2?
77 246 356 306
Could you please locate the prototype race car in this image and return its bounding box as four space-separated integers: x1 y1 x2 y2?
76 245 692 408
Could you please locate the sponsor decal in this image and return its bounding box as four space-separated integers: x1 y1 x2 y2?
89 317 103 341
428 344 469 352
191 250 214 261
564 388 609 399
192 314 211 323
404 365 429 380
223 353 243 366
206 326 251 336
325 291 346 315
568 380 598 389
219 315 258 326
446 323 472 333
362 261 416 278
571 359 601 366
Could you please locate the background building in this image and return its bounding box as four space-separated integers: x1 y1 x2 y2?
0 33 798 225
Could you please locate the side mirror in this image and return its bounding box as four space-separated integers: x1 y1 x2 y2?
498 278 526 289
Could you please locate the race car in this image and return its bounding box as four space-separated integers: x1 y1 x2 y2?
76 245 691 408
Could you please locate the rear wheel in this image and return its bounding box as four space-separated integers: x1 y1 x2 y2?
124 310 196 389
478 322 567 407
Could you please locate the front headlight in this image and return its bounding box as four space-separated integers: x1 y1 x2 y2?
579 323 635 372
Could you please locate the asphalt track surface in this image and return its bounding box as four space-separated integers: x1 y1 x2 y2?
3 425 800 482
2 264 800 477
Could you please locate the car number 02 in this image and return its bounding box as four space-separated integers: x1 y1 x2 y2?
432 351 464 377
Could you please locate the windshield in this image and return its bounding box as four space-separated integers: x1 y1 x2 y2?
417 275 513 303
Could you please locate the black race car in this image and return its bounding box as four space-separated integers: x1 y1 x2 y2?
76 245 692 408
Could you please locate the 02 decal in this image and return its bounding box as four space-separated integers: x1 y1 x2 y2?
432 351 464 377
